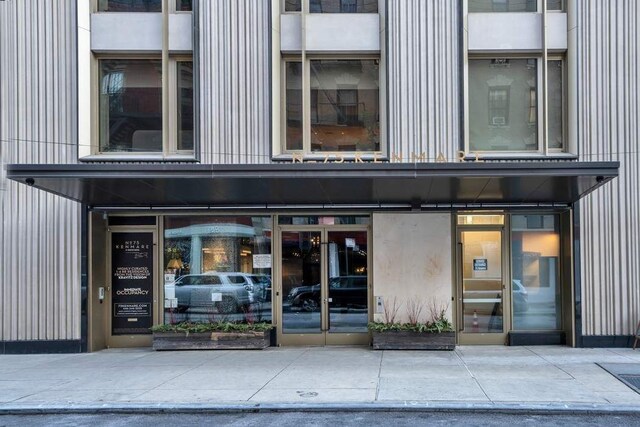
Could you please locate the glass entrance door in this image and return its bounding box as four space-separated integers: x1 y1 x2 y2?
279 228 369 345
457 228 508 344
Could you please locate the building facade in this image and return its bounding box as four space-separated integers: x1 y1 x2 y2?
0 0 636 353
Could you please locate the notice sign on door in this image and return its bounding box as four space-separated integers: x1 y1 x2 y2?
473 258 488 271
111 232 153 335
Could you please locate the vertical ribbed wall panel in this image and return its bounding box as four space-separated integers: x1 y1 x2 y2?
199 0 271 164
578 1 640 336
0 0 81 341
387 0 460 160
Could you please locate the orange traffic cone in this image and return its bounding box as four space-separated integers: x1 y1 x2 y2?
472 310 479 331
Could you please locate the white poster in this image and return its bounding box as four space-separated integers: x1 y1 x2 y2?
253 254 272 269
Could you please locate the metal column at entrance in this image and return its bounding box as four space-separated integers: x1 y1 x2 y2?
276 225 371 346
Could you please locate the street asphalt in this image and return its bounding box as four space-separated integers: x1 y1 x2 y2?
1 346 640 415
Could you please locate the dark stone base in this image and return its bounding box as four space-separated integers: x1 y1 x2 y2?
1 340 83 354
372 331 455 350
153 330 272 350
508 331 566 346
580 335 635 348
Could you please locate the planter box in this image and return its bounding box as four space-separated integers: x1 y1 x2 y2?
371 331 455 350
153 330 271 351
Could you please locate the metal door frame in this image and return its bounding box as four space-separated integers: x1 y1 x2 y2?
276 224 371 346
456 223 510 345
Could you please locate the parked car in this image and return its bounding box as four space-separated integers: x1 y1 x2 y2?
512 279 529 313
170 273 253 314
287 276 367 312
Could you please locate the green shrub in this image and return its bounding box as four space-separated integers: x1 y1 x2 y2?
151 321 273 333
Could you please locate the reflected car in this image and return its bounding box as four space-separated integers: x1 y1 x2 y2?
512 279 529 313
287 276 367 312
171 273 252 314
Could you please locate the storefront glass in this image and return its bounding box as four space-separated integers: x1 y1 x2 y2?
163 216 272 325
511 214 562 330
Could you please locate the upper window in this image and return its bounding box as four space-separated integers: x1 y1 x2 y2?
468 0 564 12
98 59 193 154
285 0 378 13
284 59 380 154
97 0 192 12
468 0 537 12
98 0 162 12
467 57 564 153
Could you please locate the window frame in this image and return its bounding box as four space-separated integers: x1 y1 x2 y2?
91 55 193 158
464 54 567 157
280 55 383 158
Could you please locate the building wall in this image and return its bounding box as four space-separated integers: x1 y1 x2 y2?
372 213 453 324
198 0 272 164
0 0 81 343
577 0 640 337
386 0 460 161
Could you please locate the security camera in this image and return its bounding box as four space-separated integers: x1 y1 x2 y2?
25 178 35 186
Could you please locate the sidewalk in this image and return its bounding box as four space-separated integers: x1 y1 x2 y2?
2 346 640 414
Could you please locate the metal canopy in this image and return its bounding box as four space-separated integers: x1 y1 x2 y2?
6 162 619 209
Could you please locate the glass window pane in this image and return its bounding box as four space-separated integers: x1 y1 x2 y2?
310 59 380 152
285 62 303 150
163 216 273 325
469 58 538 152
457 214 505 225
546 0 563 11
278 216 371 225
548 60 564 150
309 0 378 13
284 0 301 12
468 0 536 12
98 0 162 12
511 215 562 330
176 0 192 11
177 61 194 151
99 60 162 153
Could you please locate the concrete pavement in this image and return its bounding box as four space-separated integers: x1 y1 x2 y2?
2 346 640 414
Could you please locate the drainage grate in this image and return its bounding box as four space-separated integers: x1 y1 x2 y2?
618 374 640 393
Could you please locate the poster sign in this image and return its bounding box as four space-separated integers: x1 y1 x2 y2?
473 258 488 271
345 238 356 248
253 254 271 269
111 232 153 335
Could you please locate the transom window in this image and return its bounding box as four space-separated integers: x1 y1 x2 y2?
97 0 192 12
468 0 564 12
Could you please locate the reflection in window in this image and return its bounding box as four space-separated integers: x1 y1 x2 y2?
309 59 379 152
511 215 562 331
468 0 536 12
177 0 192 11
163 216 272 325
285 62 303 150
547 0 563 11
548 60 564 150
488 87 509 126
284 0 378 13
99 60 162 152
177 62 193 151
98 0 162 12
469 58 537 152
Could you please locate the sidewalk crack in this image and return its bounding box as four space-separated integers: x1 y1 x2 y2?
246 348 311 401
456 348 492 402
375 350 384 401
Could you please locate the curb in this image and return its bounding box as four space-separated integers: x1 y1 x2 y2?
2 401 640 416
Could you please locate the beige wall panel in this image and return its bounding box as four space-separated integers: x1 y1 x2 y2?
198 0 271 164
387 0 460 162
0 0 81 341
372 213 453 324
578 1 640 336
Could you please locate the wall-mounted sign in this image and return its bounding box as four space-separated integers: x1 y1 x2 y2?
253 254 271 269
345 238 356 248
473 258 488 271
111 232 153 335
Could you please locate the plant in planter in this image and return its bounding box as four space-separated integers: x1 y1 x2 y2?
151 321 273 351
369 298 455 350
